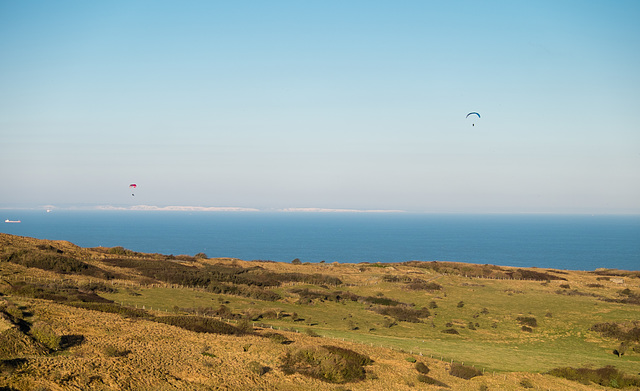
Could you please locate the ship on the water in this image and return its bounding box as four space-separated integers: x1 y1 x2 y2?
4 219 21 223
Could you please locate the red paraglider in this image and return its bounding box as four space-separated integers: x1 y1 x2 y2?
129 183 137 196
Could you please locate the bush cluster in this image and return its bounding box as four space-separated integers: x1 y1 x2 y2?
290 288 359 304
415 362 430 374
9 281 113 304
69 302 152 319
156 315 249 335
548 366 640 388
103 258 341 288
281 345 373 383
405 281 443 291
403 261 566 281
591 322 640 342
516 316 538 328
3 249 113 279
207 283 281 301
449 363 483 380
371 306 430 323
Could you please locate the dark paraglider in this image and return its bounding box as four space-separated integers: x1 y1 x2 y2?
466 112 480 126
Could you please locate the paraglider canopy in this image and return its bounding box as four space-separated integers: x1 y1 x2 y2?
466 112 480 126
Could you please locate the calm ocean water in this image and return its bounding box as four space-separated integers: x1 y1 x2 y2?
2 211 639 271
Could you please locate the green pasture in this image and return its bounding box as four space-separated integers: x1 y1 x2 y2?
101 275 640 374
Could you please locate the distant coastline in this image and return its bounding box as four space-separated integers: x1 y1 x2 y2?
2 204 640 215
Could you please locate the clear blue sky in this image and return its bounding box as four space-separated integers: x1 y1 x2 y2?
1 1 639 213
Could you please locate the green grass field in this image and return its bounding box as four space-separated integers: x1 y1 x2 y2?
102 271 640 375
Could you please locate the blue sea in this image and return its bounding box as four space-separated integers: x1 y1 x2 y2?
2 211 639 271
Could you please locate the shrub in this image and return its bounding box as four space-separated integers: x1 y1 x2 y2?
406 282 442 291
305 328 320 337
3 250 113 278
156 315 248 335
516 316 537 327
442 328 459 335
520 378 535 388
521 326 533 332
264 332 291 345
69 302 151 319
449 363 482 380
30 321 60 351
415 362 430 374
371 306 430 323
280 345 373 383
591 322 640 342
247 361 268 375
457 301 465 308
548 366 640 388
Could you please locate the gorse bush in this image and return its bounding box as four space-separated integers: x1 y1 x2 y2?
415 362 430 374
103 258 341 288
29 321 60 351
406 281 442 291
591 322 640 342
3 249 113 278
9 281 113 304
516 316 538 327
402 261 566 280
548 366 640 388
281 345 373 384
449 363 483 380
156 315 249 336
371 306 430 323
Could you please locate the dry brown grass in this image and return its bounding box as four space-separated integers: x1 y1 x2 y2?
1 233 637 390
0 298 606 391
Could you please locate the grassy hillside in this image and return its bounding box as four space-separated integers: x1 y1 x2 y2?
1 232 639 390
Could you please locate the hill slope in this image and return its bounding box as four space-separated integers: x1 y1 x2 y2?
1 233 639 390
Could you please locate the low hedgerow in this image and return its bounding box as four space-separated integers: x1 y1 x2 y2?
405 281 442 291
371 306 430 323
156 315 249 335
263 332 292 345
449 363 482 380
69 302 151 319
281 345 373 384
548 366 640 388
